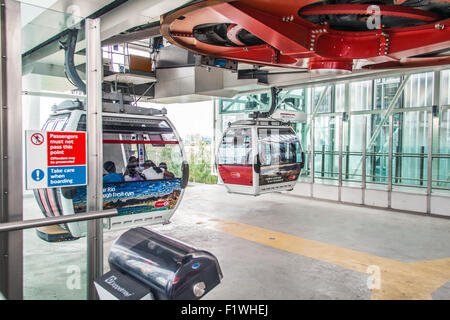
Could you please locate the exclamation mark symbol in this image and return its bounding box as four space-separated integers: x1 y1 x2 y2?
32 169 43 182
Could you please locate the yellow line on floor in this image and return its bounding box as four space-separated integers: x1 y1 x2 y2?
197 214 450 300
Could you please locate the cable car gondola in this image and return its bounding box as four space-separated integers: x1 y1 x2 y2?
217 117 304 196
33 99 189 241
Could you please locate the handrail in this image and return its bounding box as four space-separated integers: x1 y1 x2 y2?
0 210 118 233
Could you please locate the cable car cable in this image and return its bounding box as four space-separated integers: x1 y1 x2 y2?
61 29 87 94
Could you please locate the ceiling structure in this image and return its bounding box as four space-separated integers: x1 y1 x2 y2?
21 0 191 92
161 0 450 73
20 0 450 99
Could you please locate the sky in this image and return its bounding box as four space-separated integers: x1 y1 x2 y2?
142 100 215 139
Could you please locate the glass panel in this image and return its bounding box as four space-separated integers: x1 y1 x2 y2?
314 116 338 179
280 89 307 112
335 84 345 112
220 93 271 114
343 115 366 182
21 2 83 54
23 222 87 300
432 109 450 190
351 80 372 111
366 114 390 185
374 77 401 110
404 72 434 108
312 86 332 113
392 111 428 188
22 2 88 300
441 70 450 106
306 88 312 114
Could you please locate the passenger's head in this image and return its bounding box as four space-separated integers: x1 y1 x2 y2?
127 163 138 175
128 156 138 164
103 161 116 173
159 162 168 171
143 160 152 169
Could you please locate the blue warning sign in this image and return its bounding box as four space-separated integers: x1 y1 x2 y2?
47 165 87 187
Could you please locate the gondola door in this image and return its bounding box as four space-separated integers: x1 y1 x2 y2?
257 127 303 193
217 127 255 194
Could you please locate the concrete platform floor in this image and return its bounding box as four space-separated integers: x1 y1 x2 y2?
23 183 450 300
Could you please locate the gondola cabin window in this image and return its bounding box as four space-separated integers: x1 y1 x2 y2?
218 128 252 165
258 128 303 186
42 113 70 131
258 128 303 166
71 115 184 216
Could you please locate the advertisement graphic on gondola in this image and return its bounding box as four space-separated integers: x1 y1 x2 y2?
71 179 182 216
259 163 302 186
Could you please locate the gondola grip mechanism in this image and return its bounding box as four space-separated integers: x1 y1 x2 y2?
300 152 305 169
182 161 189 189
254 154 261 174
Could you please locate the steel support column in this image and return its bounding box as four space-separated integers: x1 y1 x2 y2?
362 118 367 205
310 118 315 197
86 18 103 300
388 114 394 208
213 98 219 175
338 115 343 201
427 70 440 213
427 111 433 213
0 0 22 300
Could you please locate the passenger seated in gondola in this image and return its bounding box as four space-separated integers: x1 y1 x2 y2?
142 160 164 180
124 156 140 176
103 161 125 183
128 155 138 164
124 163 144 182
159 162 176 179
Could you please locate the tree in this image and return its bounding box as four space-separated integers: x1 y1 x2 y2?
188 140 216 183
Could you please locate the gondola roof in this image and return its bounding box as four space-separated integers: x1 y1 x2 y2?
229 118 293 128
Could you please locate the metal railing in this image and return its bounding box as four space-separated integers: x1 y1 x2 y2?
0 210 117 233
302 150 449 189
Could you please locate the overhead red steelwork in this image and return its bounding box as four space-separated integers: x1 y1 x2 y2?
160 0 450 73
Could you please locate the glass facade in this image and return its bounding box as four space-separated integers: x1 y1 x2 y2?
21 2 88 300
219 69 450 194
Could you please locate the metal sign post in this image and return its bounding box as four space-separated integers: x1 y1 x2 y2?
86 18 103 300
0 0 22 300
